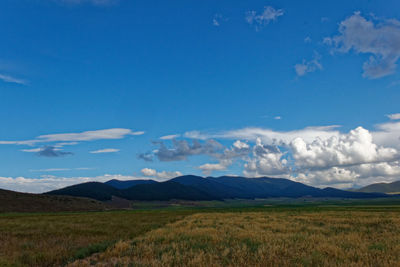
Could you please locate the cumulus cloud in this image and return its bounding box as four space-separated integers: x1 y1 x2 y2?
90 148 120 154
295 52 323 77
154 139 223 162
244 138 288 177
325 12 400 79
186 121 400 187
246 6 284 30
141 168 182 180
0 73 26 85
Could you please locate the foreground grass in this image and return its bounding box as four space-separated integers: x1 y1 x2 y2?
0 210 193 266
73 209 400 266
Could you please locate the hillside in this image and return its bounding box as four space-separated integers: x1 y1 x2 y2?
45 180 215 201
357 181 400 194
45 182 123 201
0 188 106 213
105 179 157 189
46 175 387 201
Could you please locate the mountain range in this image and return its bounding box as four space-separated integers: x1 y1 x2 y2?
45 175 387 201
356 181 400 194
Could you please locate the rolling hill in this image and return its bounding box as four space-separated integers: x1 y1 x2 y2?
356 181 400 194
105 179 157 189
45 175 387 201
0 188 106 212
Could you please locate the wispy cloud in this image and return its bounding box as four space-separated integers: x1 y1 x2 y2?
0 128 144 146
387 113 400 120
0 74 26 85
90 148 120 154
212 14 228 27
295 52 323 77
160 134 180 140
246 6 284 30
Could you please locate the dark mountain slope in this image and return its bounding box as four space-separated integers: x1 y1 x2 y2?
0 188 106 212
105 179 157 189
46 180 215 201
46 176 389 201
322 187 386 198
45 182 122 201
120 181 215 201
206 176 324 198
170 175 244 198
357 181 400 194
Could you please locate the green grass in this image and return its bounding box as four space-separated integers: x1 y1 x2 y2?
2 199 400 266
0 210 194 266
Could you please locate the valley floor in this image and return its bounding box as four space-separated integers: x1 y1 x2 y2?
1 205 400 266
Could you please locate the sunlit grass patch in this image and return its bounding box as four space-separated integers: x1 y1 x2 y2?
75 210 400 266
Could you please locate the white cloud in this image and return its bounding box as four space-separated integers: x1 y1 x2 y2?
290 127 398 170
371 121 400 149
295 52 323 77
325 12 400 79
141 168 182 180
213 14 227 27
90 148 120 154
160 134 180 140
246 6 284 30
387 113 400 120
37 128 143 142
304 36 312 43
0 174 143 193
244 138 288 177
198 159 232 175
21 148 47 153
186 121 400 187
0 128 144 146
274 116 282 120
185 125 341 144
0 74 26 85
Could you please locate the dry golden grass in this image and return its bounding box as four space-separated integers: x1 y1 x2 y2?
72 210 400 267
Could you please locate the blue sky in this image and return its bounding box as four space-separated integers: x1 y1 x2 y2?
1 0 400 192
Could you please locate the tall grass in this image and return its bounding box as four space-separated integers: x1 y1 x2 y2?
73 210 400 266
0 210 191 266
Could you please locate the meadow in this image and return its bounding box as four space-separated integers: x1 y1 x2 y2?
1 204 400 266
71 207 400 267
0 210 193 266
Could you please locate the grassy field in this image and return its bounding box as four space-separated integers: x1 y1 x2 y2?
1 203 400 266
0 210 193 266
71 207 400 267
